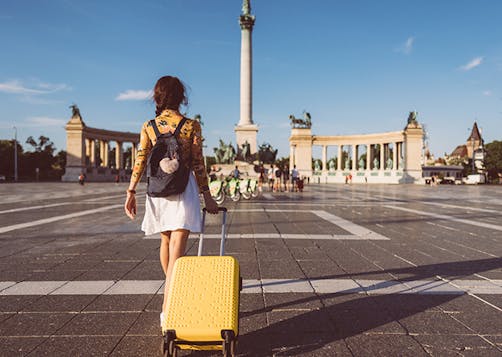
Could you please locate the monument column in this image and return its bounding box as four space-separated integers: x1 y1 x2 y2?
235 0 258 154
62 105 87 181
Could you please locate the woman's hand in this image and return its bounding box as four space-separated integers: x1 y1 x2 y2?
124 192 137 219
203 191 219 214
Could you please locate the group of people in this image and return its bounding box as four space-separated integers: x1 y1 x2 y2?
258 164 303 192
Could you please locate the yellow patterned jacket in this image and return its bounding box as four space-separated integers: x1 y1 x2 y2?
131 109 209 192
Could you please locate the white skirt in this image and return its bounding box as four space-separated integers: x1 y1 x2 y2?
141 173 202 235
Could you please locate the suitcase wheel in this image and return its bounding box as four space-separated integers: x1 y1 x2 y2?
222 330 236 357
160 331 177 357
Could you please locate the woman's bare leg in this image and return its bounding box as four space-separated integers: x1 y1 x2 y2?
160 231 171 275
162 229 189 313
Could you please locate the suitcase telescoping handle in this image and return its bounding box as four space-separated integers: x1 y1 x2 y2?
198 207 228 256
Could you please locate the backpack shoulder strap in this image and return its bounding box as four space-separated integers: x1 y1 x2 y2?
174 117 188 137
149 119 162 139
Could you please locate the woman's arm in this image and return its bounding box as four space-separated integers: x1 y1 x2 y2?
125 122 152 219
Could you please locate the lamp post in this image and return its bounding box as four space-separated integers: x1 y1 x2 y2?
13 126 18 182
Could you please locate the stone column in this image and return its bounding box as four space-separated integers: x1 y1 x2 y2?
352 145 357 170
131 143 137 166
404 123 424 181
321 145 327 172
85 138 91 158
337 145 342 171
99 141 105 167
289 145 295 170
115 141 123 170
366 145 371 170
235 1 258 154
380 143 385 171
103 141 109 167
392 142 397 170
90 139 96 167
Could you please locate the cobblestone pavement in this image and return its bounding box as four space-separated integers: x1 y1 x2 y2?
0 182 501 356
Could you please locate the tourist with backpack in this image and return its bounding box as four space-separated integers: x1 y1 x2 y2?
124 75 218 330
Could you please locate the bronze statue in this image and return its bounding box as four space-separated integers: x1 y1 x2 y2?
289 111 312 129
69 104 81 118
407 111 418 125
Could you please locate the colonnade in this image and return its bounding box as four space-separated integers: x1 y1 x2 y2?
62 109 140 182
84 137 137 170
289 117 424 184
315 142 404 172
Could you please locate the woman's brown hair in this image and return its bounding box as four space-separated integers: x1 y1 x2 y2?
153 76 188 116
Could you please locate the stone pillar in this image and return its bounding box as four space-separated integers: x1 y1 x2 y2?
380 143 385 171
337 145 342 171
131 143 137 166
289 145 295 171
62 113 86 181
235 1 258 154
289 128 312 178
90 139 96 167
404 123 424 182
99 141 105 167
366 145 371 170
321 145 327 172
85 138 91 158
115 141 123 170
103 141 109 167
352 145 357 170
392 142 397 170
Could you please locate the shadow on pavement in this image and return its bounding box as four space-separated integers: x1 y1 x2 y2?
238 257 502 356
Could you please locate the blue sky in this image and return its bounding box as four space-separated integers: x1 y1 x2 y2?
1 0 501 160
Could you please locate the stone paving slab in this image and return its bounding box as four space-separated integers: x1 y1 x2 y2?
1 183 502 356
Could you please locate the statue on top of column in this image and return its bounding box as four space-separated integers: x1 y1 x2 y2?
242 0 251 15
407 111 418 126
69 104 81 119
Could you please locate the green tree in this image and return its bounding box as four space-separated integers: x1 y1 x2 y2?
485 141 502 182
0 140 24 180
24 135 58 180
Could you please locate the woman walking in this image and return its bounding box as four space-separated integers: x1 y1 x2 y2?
124 75 218 330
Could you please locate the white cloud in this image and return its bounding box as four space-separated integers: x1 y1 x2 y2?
403 37 414 54
116 89 152 101
483 90 492 96
460 57 483 71
26 116 67 127
396 36 414 55
0 80 70 95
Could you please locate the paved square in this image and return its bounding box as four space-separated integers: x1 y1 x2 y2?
0 182 501 356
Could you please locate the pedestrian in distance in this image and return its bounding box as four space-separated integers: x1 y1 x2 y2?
124 75 218 332
291 165 299 192
274 165 282 192
282 165 290 192
268 164 275 191
78 172 85 186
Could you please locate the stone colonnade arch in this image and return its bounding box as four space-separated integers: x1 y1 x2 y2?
62 111 139 182
289 117 424 184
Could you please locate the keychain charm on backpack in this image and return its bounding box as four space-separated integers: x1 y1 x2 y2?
146 117 191 197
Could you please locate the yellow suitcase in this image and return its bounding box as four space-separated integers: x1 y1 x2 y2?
161 207 241 357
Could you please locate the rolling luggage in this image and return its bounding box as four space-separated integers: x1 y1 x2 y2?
161 207 241 357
